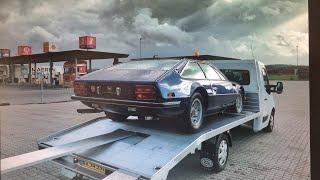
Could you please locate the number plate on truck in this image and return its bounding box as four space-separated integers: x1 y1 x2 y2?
80 160 107 175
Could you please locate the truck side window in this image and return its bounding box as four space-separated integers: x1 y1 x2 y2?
261 68 271 94
261 68 269 86
220 69 250 85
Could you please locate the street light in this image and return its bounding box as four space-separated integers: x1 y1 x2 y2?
139 37 143 58
295 45 299 77
296 45 299 67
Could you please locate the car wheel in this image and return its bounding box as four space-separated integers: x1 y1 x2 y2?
264 111 275 132
200 134 229 172
105 112 128 122
230 95 243 113
182 92 204 133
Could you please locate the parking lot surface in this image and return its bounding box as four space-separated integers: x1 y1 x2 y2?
0 81 310 180
0 86 73 105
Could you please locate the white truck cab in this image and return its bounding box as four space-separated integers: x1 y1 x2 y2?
212 59 283 132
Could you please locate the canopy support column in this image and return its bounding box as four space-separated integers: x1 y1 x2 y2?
34 62 36 82
89 59 92 72
49 60 53 85
75 58 78 79
28 60 31 84
10 61 14 83
113 58 119 65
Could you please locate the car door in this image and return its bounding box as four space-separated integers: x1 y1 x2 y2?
198 63 232 113
180 61 211 98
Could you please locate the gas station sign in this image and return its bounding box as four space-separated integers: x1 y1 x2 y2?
79 36 96 49
18 46 32 55
0 49 10 57
43 42 57 52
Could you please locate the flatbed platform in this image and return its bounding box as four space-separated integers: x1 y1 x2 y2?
37 111 260 180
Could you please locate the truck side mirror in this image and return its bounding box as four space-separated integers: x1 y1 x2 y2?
276 82 283 94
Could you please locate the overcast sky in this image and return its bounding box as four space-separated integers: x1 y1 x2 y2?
0 0 309 67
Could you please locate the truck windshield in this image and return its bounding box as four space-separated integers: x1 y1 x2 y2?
111 60 179 71
220 69 250 85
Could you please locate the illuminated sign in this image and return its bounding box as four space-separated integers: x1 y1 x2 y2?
43 42 57 52
18 46 32 55
0 49 10 57
79 36 96 49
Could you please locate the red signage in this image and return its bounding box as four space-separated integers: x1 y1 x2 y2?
0 49 10 58
79 36 96 49
18 46 32 55
43 42 57 52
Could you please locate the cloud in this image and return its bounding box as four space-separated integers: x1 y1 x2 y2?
25 26 58 42
0 0 309 65
133 8 193 46
260 6 281 16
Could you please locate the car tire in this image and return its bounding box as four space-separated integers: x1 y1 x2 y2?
230 95 243 113
182 92 204 133
200 134 229 172
105 112 128 122
264 111 275 132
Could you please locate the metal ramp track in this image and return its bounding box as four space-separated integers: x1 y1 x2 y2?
37 111 260 180
1 129 135 174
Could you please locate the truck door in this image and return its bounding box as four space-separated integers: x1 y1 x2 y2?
260 67 273 124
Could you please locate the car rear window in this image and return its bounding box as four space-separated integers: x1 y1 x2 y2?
111 60 179 71
220 69 250 85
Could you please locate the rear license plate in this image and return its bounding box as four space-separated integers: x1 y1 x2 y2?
80 160 106 175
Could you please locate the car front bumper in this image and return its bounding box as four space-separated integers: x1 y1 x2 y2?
71 95 186 117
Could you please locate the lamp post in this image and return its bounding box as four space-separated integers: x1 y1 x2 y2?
139 37 143 58
295 45 299 77
296 45 299 67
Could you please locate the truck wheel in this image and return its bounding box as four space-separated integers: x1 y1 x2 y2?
182 92 204 133
230 95 243 113
264 111 275 132
200 134 229 172
105 112 128 122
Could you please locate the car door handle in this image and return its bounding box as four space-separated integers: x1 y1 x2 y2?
264 98 268 100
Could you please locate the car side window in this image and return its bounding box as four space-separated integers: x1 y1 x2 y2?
181 62 206 79
199 63 221 80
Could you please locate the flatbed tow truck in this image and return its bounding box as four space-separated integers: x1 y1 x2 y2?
0 60 283 180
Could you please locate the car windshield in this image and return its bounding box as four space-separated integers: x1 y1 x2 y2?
111 60 179 71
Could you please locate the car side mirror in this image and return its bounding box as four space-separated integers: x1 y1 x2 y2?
276 82 283 94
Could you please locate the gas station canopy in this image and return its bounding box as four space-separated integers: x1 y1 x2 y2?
131 55 239 61
0 50 129 65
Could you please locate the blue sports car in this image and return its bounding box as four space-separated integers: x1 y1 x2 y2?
72 59 244 133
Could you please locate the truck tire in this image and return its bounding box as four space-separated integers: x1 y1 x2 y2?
105 112 128 122
230 95 243 113
182 92 204 133
264 111 275 132
200 134 229 172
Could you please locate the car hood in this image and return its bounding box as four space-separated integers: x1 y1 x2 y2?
78 69 167 82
